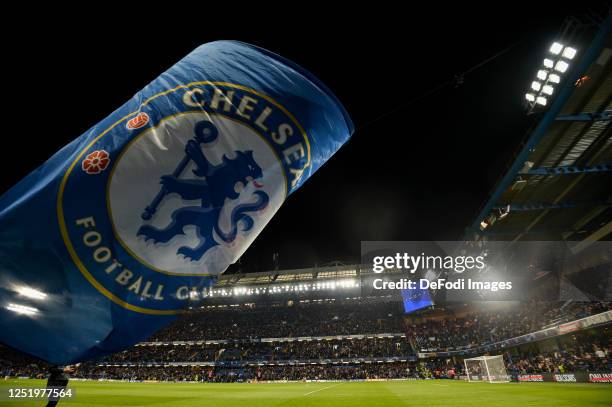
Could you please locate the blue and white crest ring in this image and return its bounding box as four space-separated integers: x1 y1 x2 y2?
59 82 307 313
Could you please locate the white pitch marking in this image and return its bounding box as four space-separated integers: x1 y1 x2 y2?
303 383 342 396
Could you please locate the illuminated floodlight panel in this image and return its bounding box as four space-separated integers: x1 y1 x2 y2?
549 42 563 55
562 47 577 59
537 70 548 80
555 60 569 73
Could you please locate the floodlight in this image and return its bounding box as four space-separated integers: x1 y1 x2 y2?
16 286 47 300
548 73 561 84
554 60 569 73
562 47 576 59
537 70 548 80
531 81 542 91
549 42 563 55
542 85 554 95
536 96 547 106
6 303 38 316
543 59 554 68
525 93 536 102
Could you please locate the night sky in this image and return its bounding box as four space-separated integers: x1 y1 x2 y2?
2 5 606 272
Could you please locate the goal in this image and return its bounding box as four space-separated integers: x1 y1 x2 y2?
464 355 510 383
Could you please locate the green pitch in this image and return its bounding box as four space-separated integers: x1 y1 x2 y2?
1 379 610 407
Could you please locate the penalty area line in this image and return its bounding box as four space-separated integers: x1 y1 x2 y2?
303 383 342 396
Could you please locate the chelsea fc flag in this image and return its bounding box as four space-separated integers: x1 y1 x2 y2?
0 41 353 364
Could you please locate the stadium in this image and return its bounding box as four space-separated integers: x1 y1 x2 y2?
1 5 611 407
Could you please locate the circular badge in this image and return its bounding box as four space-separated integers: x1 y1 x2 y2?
58 82 310 313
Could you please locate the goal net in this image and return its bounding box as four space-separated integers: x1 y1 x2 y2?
464 355 510 383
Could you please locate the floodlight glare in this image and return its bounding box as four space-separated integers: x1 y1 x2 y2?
548 73 561 84
542 85 554 95
549 42 563 55
554 60 569 73
16 286 47 300
536 96 547 106
6 303 39 316
531 81 542 91
543 59 554 68
525 93 535 102
537 70 548 80
562 47 577 59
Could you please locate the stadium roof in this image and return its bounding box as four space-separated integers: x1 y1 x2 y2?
469 15 612 247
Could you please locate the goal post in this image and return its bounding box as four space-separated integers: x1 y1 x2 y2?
464 355 510 383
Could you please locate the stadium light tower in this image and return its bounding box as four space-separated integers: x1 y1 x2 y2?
525 41 577 112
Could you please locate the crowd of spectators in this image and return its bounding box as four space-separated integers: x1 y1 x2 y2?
73 362 435 382
151 300 405 341
1 300 609 382
73 356 468 382
0 345 49 379
101 336 412 364
248 362 419 381
407 301 610 352
150 300 610 354
73 365 213 382
507 334 610 374
103 345 217 363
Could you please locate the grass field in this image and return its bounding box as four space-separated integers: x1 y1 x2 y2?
0 379 610 407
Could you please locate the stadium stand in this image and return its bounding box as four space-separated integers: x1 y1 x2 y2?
1 298 609 382
406 301 610 352
150 299 405 341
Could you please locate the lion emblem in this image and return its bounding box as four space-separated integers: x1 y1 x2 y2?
137 120 269 261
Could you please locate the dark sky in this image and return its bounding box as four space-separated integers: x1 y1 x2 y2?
2 5 606 272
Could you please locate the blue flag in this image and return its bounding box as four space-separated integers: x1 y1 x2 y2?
0 41 353 365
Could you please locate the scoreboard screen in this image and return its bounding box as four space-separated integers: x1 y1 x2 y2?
401 285 433 314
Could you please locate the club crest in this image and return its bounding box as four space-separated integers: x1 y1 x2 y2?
58 83 310 312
